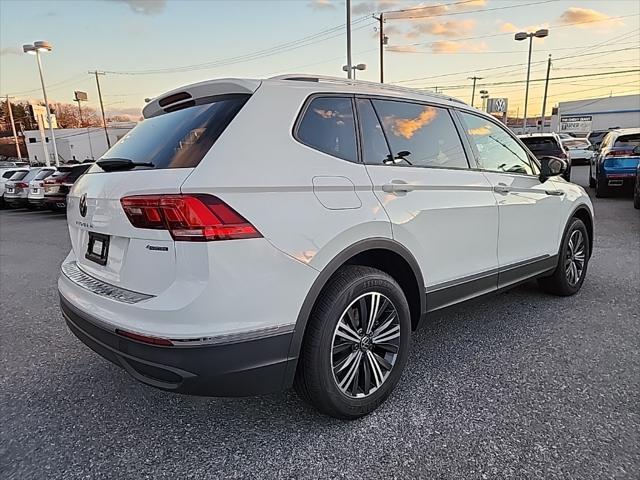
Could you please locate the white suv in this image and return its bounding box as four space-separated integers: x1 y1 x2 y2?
59 75 594 419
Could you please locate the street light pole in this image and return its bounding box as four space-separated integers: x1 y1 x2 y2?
346 0 352 79
515 28 549 134
23 41 61 167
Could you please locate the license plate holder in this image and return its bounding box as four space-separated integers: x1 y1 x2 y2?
85 232 110 266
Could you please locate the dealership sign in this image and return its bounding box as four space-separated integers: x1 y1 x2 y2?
560 115 592 132
487 98 508 113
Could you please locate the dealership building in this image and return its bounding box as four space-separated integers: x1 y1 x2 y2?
550 94 640 135
23 124 134 165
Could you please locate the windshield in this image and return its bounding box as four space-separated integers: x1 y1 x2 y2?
98 94 250 170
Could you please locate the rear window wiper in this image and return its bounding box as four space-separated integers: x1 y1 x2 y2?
97 158 155 171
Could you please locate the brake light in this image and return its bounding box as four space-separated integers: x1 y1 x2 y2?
120 194 262 241
16 182 28 188
606 150 634 158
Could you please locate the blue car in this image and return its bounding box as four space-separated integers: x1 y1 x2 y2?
589 128 640 198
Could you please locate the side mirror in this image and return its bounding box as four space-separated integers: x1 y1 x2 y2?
539 156 567 182
633 145 640 155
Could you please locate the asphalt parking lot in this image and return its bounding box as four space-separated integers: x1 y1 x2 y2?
1 165 638 479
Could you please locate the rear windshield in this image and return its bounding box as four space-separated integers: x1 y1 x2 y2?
9 171 28 181
66 164 91 182
3 170 17 179
520 137 559 150
34 170 54 180
563 139 589 149
614 134 640 148
98 94 250 170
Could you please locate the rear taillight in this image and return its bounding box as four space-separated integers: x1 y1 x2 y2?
606 150 633 158
16 182 28 188
120 194 262 242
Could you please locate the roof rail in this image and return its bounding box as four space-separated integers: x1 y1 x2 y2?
269 74 467 105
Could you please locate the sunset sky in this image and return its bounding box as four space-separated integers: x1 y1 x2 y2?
1 0 638 119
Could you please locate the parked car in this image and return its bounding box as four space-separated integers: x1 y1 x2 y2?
589 128 640 197
587 128 619 152
0 167 29 207
562 138 594 165
58 75 594 419
634 162 640 210
518 133 571 181
4 167 55 208
28 167 59 208
43 164 91 210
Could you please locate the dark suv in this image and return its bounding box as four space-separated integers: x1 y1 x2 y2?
518 134 571 181
43 164 91 210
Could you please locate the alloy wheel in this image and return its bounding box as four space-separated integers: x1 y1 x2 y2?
565 229 586 286
331 292 401 398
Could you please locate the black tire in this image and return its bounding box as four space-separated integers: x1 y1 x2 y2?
295 265 411 419
588 165 596 188
595 174 609 198
538 217 590 296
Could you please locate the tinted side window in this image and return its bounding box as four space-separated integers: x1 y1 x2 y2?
371 99 468 169
296 97 358 162
459 111 536 175
356 98 391 164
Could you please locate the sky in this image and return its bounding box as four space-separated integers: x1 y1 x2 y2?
1 0 638 119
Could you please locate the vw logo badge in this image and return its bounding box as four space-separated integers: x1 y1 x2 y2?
79 193 88 217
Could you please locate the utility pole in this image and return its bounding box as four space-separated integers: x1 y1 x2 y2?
373 13 386 83
346 0 352 79
5 96 22 160
540 55 552 133
468 76 482 107
89 71 111 148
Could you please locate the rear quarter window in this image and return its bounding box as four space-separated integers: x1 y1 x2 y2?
614 134 640 148
99 94 250 170
295 96 358 162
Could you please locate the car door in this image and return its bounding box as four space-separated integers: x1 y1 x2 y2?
357 97 499 311
456 110 564 288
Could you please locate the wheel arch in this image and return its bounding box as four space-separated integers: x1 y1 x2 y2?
283 238 426 389
571 204 594 258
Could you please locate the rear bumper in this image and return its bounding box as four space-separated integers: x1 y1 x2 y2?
44 195 67 207
28 197 45 206
4 195 27 206
60 295 295 396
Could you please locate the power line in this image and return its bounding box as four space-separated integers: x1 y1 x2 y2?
384 0 557 20
417 69 640 91
103 17 374 75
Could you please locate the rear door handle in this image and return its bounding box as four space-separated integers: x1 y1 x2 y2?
493 185 511 194
382 181 415 193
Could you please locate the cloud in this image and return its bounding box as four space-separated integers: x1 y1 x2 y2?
557 7 623 28
386 45 420 53
308 0 335 10
110 0 166 15
353 1 401 15
408 18 476 38
383 0 486 19
431 40 488 53
0 46 21 56
499 21 549 34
